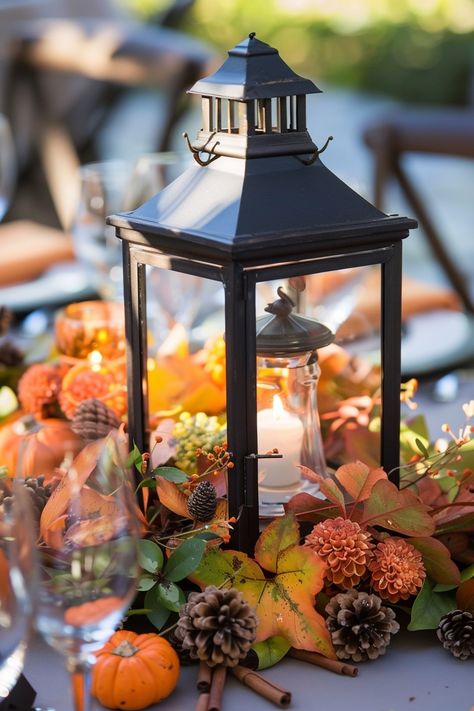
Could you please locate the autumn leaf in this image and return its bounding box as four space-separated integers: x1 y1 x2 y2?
191 515 334 658
335 461 387 502
284 492 341 523
155 478 189 518
255 513 299 573
456 579 474 613
299 467 346 516
409 537 460 586
360 479 435 536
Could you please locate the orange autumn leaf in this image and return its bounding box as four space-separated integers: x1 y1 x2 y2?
191 514 334 657
335 461 387 502
65 596 125 626
155 478 190 518
180 381 226 417
40 438 106 536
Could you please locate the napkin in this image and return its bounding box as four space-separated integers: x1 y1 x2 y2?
0 220 74 287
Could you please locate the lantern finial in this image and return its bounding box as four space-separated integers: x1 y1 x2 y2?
264 287 294 318
249 31 256 39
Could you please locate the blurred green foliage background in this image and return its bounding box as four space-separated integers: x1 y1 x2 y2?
122 0 474 105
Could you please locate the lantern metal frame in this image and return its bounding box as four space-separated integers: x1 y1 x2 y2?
110 34 416 553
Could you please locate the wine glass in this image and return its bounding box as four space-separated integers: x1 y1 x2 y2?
34 434 140 711
0 113 16 221
71 161 131 301
0 479 37 699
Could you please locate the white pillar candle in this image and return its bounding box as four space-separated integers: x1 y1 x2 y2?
257 394 303 488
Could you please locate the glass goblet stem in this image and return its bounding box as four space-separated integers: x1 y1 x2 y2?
67 658 93 711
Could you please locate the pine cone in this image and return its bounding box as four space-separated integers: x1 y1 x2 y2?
175 586 257 667
0 306 13 336
326 589 400 662
437 610 474 660
0 340 24 367
0 476 57 522
187 481 217 522
305 517 374 588
368 538 425 603
18 364 62 419
71 399 121 441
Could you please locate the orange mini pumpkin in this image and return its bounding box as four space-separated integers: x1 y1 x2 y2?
92 630 180 710
0 415 83 480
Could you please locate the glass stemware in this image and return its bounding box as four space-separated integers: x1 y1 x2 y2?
0 113 16 222
0 479 37 700
34 434 140 711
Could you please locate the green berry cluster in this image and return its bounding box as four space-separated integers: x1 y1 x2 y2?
173 411 226 474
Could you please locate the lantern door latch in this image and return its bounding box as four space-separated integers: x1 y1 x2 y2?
246 452 283 460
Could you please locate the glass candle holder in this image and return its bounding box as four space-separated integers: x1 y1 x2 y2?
256 287 334 511
257 351 326 493
55 301 125 360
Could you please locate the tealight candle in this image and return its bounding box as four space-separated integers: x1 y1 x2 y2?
257 394 303 488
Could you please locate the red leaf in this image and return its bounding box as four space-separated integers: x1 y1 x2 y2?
299 466 346 516
456 579 474 613
361 479 435 536
335 461 387 502
284 493 342 523
409 537 461 585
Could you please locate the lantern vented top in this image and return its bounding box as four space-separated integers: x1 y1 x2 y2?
185 33 322 161
256 287 334 357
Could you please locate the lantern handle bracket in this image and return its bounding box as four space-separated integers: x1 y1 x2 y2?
298 135 333 166
183 131 221 166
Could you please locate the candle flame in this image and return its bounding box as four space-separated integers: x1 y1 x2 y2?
272 394 284 420
88 349 103 372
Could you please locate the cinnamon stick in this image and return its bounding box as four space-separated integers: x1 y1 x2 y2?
194 692 210 711
197 661 213 693
231 665 291 708
289 649 358 677
208 665 227 711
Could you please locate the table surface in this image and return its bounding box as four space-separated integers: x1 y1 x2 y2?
24 630 473 711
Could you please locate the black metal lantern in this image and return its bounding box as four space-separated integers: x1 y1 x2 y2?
108 33 417 553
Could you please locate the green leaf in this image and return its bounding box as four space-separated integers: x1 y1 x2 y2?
461 564 474 582
145 586 171 631
193 531 222 542
251 637 291 670
435 512 474 535
137 478 158 490
164 537 206 582
361 479 435 536
127 443 143 473
157 580 185 612
137 539 164 574
415 438 429 458
153 466 188 483
137 575 156 592
433 583 457 593
408 579 457 631
409 537 460 585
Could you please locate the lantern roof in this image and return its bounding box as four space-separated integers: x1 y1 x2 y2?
110 154 416 263
256 287 334 356
188 33 321 100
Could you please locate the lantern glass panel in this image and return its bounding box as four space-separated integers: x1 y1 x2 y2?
255 264 382 514
145 265 226 463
